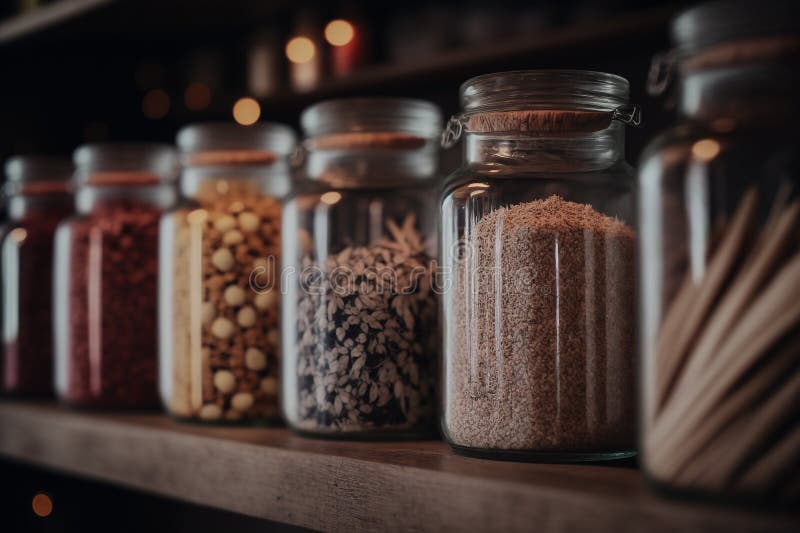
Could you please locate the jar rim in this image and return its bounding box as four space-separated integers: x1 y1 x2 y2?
177 122 297 160
4 155 73 183
301 97 443 142
671 0 799 57
460 70 630 113
73 142 179 186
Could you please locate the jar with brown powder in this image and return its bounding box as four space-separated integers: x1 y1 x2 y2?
159 123 296 424
54 143 179 408
440 70 640 461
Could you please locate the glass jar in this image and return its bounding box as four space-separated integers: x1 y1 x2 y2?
54 143 178 408
159 123 296 424
1 156 73 396
639 1 799 504
440 70 640 462
282 98 441 438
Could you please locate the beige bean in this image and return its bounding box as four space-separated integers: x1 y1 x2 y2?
199 404 222 420
231 392 254 411
224 285 247 306
214 215 237 232
245 347 267 370
211 248 234 271
213 370 236 393
210 317 235 339
239 212 260 232
237 306 256 328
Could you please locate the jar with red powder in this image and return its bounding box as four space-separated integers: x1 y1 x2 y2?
1 156 73 397
54 143 178 408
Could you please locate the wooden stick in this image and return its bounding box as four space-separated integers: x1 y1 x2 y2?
682 369 800 490
736 425 800 493
653 188 758 411
647 336 799 477
679 202 799 378
648 254 800 462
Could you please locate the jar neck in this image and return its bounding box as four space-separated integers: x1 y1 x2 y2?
8 194 73 220
304 149 438 187
179 162 291 202
678 63 798 123
76 184 176 214
464 124 625 172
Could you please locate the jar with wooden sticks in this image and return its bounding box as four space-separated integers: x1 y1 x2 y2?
639 0 800 505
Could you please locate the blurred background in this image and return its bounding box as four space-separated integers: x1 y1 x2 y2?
0 0 690 173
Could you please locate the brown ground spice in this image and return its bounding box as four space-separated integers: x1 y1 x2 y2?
446 195 636 451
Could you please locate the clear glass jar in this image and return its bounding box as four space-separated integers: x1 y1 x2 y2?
54 143 178 408
159 123 296 424
440 70 640 462
1 156 73 397
639 2 799 504
282 98 441 438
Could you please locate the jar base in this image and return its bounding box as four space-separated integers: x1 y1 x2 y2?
449 443 636 464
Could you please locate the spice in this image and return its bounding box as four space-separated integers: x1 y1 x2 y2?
165 195 281 422
446 195 636 451
293 215 437 433
61 200 162 407
646 187 800 502
2 208 71 396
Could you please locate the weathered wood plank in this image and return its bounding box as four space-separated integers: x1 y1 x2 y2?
0 402 795 532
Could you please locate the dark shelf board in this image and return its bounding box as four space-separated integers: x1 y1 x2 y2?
0 402 796 532
0 0 113 45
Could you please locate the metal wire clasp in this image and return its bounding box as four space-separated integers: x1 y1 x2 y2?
647 50 678 96
440 116 464 149
613 104 642 127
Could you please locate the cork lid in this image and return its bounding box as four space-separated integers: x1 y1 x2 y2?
301 98 442 150
442 70 637 144
73 143 179 187
3 155 73 195
177 122 296 166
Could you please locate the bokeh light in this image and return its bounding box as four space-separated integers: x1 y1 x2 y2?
184 82 211 111
320 192 342 205
286 36 316 63
691 139 721 162
232 98 261 126
31 493 53 518
142 89 170 119
324 20 355 46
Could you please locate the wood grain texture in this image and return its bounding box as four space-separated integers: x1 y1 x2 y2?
0 402 796 533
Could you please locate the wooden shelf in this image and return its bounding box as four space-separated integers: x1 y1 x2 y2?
0 402 795 532
0 0 112 44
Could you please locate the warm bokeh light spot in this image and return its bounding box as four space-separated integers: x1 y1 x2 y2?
286 36 316 63
32 493 53 517
142 89 170 119
232 98 261 126
184 82 211 111
320 192 342 205
691 139 721 162
325 20 355 46
9 228 28 243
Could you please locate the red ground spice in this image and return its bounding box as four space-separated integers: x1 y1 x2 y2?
1 207 72 396
60 200 163 408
